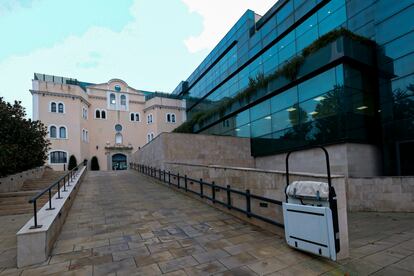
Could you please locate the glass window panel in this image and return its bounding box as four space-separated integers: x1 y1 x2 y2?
279 31 295 48
250 99 271 121
351 92 375 116
51 102 56 112
300 92 340 121
236 109 250 127
271 87 298 112
59 127 66 138
296 14 317 37
251 116 272 137
277 1 293 22
279 41 296 64
50 126 56 138
296 27 318 52
272 109 298 132
336 65 344 86
317 0 345 22
298 68 336 102
344 65 363 89
318 6 346 36
264 56 278 76
50 151 67 164
235 124 251 137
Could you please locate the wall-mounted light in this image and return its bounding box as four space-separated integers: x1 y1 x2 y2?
96 145 99 150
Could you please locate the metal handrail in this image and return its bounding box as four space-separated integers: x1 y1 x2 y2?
28 160 87 229
130 162 284 228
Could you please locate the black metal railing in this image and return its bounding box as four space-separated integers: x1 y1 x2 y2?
130 163 284 228
28 160 87 229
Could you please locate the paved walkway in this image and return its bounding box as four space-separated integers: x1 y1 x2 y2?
1 170 413 275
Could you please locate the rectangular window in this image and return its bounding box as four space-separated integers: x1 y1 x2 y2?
250 99 271 121
272 108 298 132
271 87 298 113
50 151 67 164
298 68 337 102
251 116 272 138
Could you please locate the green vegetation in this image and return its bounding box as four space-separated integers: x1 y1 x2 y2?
0 97 50 177
68 155 77 171
173 28 373 134
91 156 100 171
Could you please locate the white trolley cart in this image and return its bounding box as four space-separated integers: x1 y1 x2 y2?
282 147 340 261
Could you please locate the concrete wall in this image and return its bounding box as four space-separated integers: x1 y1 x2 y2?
347 177 414 212
0 167 45 193
255 143 382 177
132 133 255 170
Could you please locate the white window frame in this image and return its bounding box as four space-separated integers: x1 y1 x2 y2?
94 109 107 120
49 101 57 113
147 113 153 124
57 102 65 114
109 93 116 106
130 112 140 122
147 132 155 143
49 124 57 139
95 109 101 119
166 113 176 123
82 129 89 143
58 125 68 139
82 107 88 119
48 150 68 165
120 94 127 106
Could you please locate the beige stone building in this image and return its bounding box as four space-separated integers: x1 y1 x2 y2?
31 73 185 171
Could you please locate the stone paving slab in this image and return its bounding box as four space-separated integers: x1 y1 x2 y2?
0 170 413 275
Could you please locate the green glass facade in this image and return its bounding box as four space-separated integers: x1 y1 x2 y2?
173 0 414 176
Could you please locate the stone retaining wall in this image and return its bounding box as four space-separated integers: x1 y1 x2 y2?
347 177 414 212
132 133 255 169
0 167 45 193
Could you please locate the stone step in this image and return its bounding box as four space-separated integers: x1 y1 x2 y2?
20 170 66 192
0 168 67 216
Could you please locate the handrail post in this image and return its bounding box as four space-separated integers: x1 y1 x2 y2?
159 169 162 181
63 176 67 192
163 170 166 182
29 200 42 229
246 189 251 218
168 171 171 185
184 175 188 192
212 181 216 203
227 185 231 209
57 181 62 199
200 178 203 198
177 173 180 188
46 188 54 210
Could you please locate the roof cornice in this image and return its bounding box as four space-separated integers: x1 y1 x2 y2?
30 90 91 107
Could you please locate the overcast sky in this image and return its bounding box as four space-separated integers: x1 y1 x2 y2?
0 0 275 118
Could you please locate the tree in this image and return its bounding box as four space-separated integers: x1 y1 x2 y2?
91 156 100 171
0 97 50 177
68 155 77 170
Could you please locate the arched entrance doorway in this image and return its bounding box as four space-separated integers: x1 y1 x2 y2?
112 154 127 170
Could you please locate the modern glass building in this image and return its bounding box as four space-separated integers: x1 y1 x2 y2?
173 0 414 176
